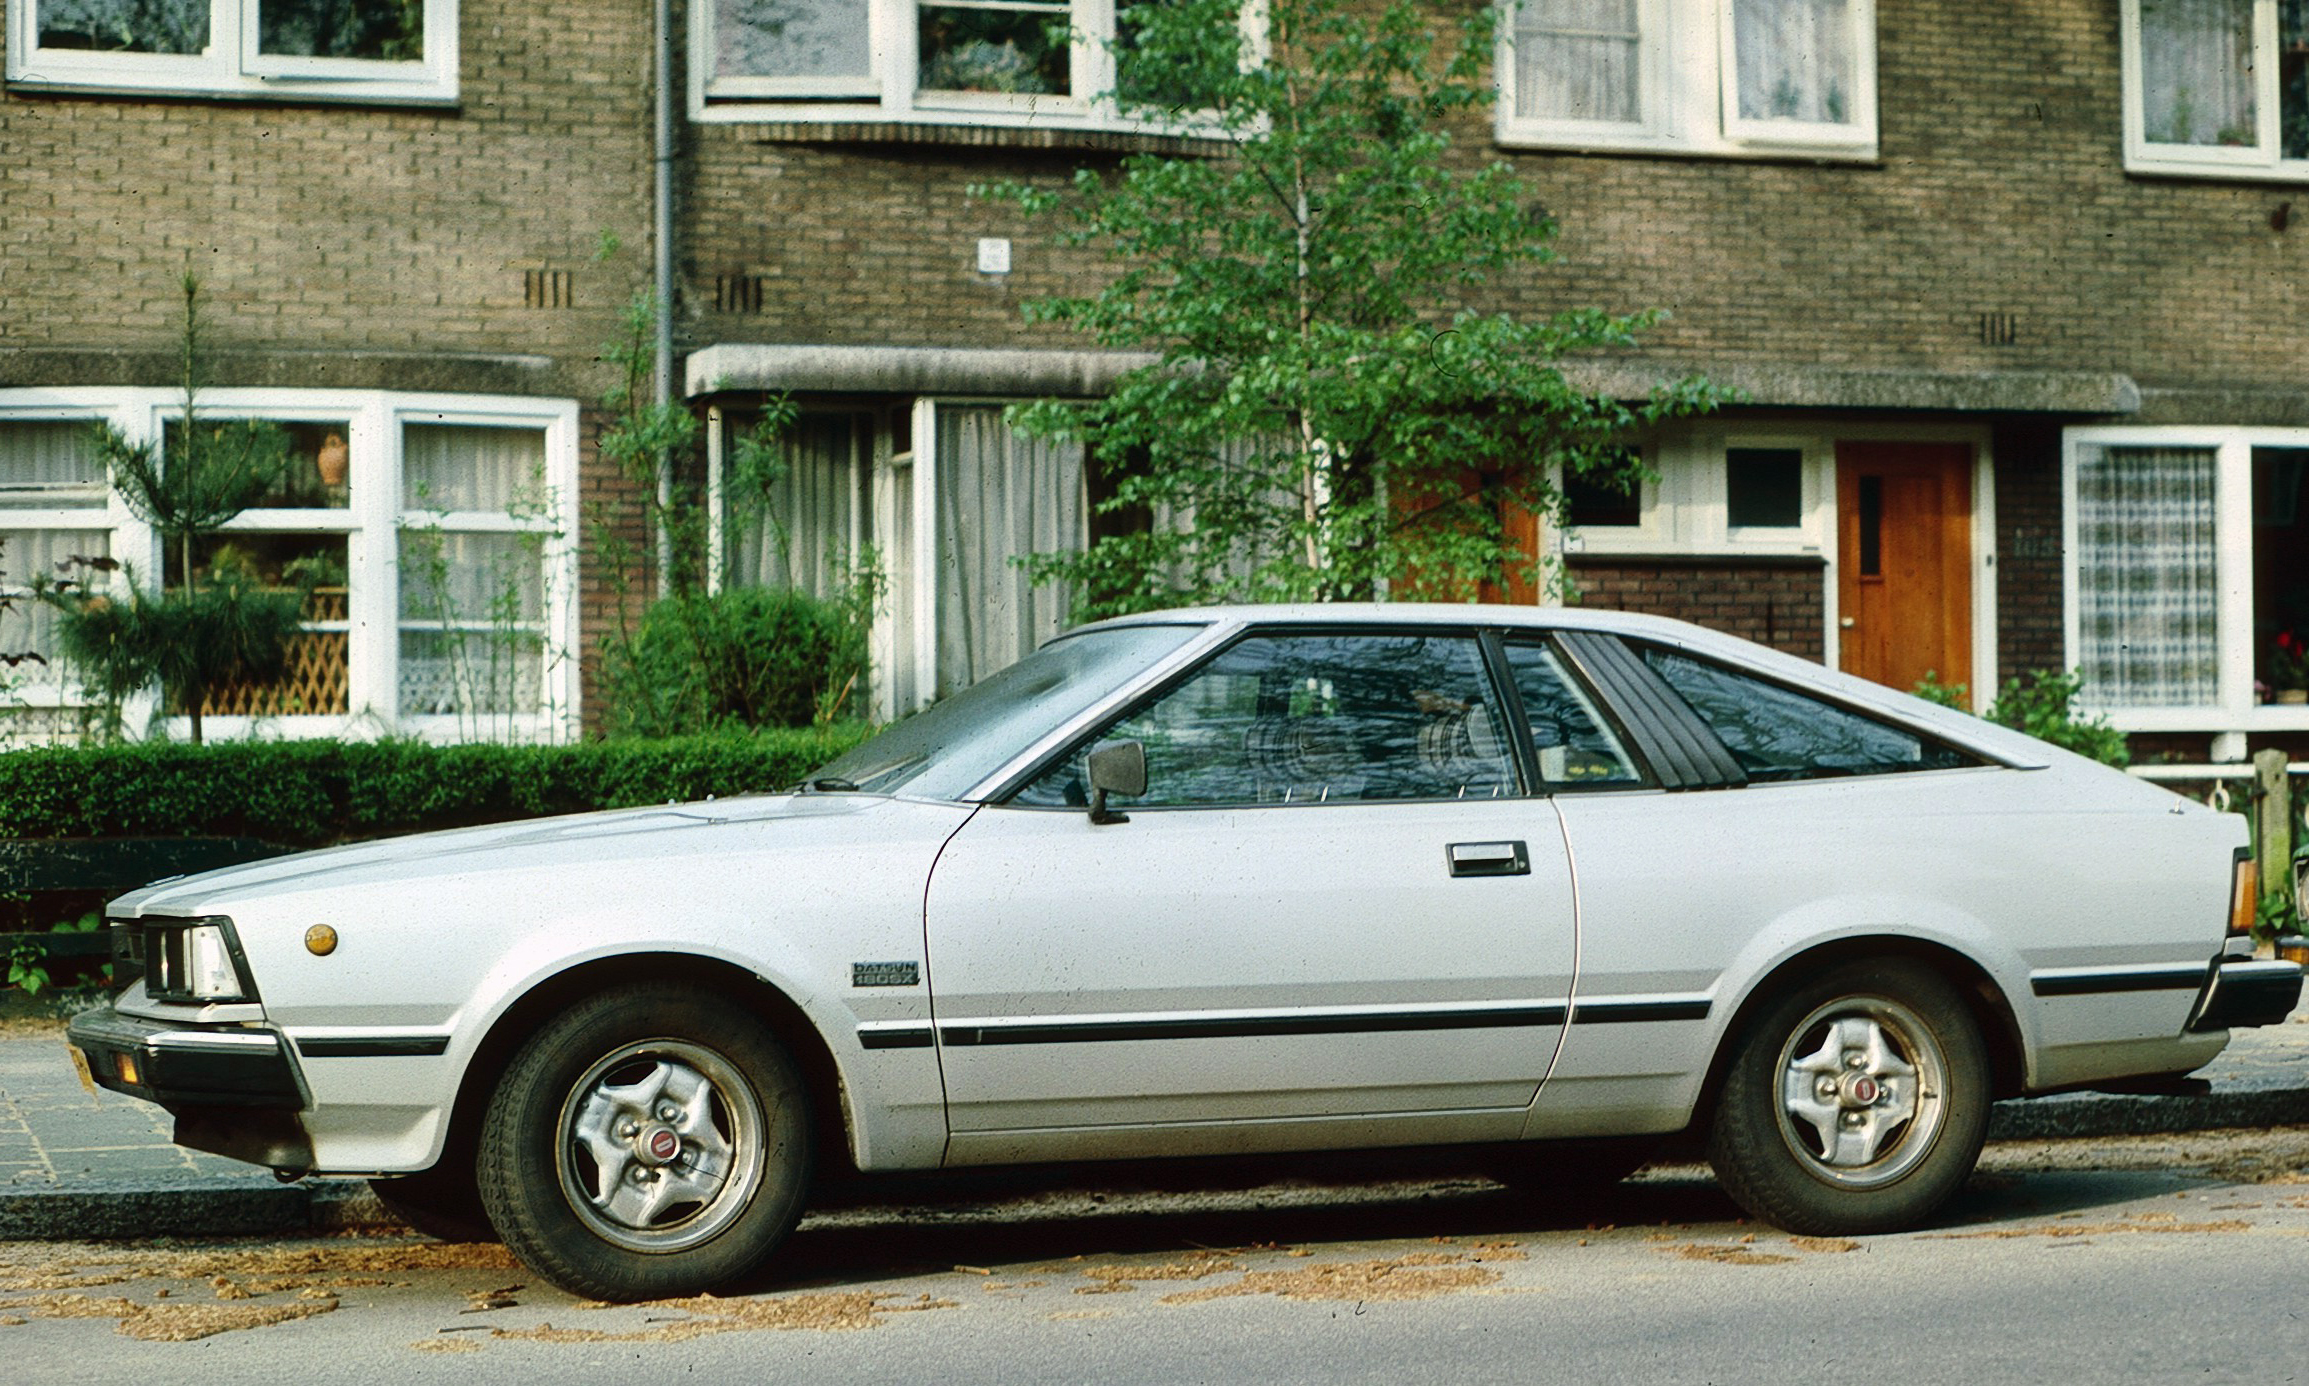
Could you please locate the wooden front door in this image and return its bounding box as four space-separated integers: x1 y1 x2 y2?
1836 442 1973 694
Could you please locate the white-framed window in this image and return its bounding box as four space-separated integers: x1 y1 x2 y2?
1556 431 1830 557
1496 0 1877 159
0 413 134 723
692 0 1245 131
706 396 1087 719
2064 424 2309 734
6 0 458 105
2121 0 2309 180
0 388 577 744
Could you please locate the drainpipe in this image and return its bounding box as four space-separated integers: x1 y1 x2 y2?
653 0 677 598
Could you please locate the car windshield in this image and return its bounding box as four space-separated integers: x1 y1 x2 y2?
805 623 1207 800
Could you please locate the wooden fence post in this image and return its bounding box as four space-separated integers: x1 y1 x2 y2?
2255 749 2293 924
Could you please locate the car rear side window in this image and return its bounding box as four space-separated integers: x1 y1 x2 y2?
1013 632 1520 809
1639 648 1977 782
1500 641 1645 789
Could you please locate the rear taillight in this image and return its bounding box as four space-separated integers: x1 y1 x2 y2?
2230 852 2260 938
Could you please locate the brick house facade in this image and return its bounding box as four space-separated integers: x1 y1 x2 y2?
3 0 2303 772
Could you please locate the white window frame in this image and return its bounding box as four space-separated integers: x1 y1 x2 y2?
2062 424 2309 738
0 387 577 743
691 0 1254 134
2119 0 2305 180
0 396 151 713
1554 430 1832 559
1495 0 1878 159
6 0 459 105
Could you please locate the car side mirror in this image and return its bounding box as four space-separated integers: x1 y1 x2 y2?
1086 740 1146 826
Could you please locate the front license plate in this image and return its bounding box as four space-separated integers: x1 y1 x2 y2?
67 1044 98 1097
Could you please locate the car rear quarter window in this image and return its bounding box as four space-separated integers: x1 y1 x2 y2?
1500 641 1645 788
1638 647 1978 782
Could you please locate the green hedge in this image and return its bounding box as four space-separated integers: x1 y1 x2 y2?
0 725 877 846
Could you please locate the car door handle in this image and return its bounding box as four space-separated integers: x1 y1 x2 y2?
1447 840 1529 878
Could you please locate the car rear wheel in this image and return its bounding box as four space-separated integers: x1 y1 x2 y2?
476 984 812 1301
1707 959 1989 1236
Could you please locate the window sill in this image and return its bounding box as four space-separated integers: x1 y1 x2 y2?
4 73 459 108
1562 545 1827 568
1493 126 1877 165
2123 155 2309 185
709 112 1227 155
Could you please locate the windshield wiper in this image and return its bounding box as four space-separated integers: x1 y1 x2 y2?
798 776 861 793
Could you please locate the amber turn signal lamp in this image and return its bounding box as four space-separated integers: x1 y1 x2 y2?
114 1053 140 1087
2230 856 2260 938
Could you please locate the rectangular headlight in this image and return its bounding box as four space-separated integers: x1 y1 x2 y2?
148 917 253 1004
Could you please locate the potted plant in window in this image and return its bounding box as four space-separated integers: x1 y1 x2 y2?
2272 631 2309 704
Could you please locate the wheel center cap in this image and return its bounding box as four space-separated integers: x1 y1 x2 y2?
635 1124 682 1167
1843 1074 1882 1107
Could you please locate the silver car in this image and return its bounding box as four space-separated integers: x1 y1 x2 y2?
68 605 2298 1300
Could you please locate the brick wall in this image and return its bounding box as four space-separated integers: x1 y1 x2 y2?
1993 421 2066 681
674 0 2309 405
1564 558 1826 662
0 2 650 381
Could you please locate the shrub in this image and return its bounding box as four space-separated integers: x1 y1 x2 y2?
0 727 876 847
605 587 873 739
1911 668 2129 768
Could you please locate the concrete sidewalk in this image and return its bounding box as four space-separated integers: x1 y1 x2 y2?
4 1014 2309 1242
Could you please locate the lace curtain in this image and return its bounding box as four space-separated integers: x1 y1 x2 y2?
0 527 110 669
0 421 104 495
1733 0 1857 125
714 0 872 79
2140 0 2256 146
2075 444 2220 708
1514 0 1642 124
933 405 1085 699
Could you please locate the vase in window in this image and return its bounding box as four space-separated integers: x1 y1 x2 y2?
316 432 350 488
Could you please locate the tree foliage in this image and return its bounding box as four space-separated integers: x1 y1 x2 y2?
990 0 1720 614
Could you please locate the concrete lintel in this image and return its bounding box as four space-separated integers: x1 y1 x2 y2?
1561 359 2142 415
687 343 1160 400
2131 386 2309 428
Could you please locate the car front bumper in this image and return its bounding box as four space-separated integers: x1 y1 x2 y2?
66 1003 306 1110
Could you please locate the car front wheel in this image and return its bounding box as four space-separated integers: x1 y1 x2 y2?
476 984 812 1301
1707 959 1989 1236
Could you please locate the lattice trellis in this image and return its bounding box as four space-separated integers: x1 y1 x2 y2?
179 588 350 717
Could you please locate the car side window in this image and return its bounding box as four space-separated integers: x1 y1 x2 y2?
1013 632 1521 809
1500 641 1645 788
1639 647 1977 782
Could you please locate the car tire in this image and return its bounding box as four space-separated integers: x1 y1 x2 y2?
1707 959 1989 1236
369 1160 497 1244
476 984 813 1301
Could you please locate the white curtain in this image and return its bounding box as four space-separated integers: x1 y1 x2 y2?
403 424 547 513
933 405 1086 699
2140 0 2256 146
0 421 104 495
2075 445 2220 708
715 0 873 79
1733 0 1856 125
1515 0 1642 124
728 413 860 599
0 527 110 669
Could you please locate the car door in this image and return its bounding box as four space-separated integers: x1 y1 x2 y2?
922 627 1579 1163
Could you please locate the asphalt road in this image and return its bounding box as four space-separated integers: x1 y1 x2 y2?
8 1130 2309 1385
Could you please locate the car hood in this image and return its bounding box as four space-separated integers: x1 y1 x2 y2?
109 792 948 917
